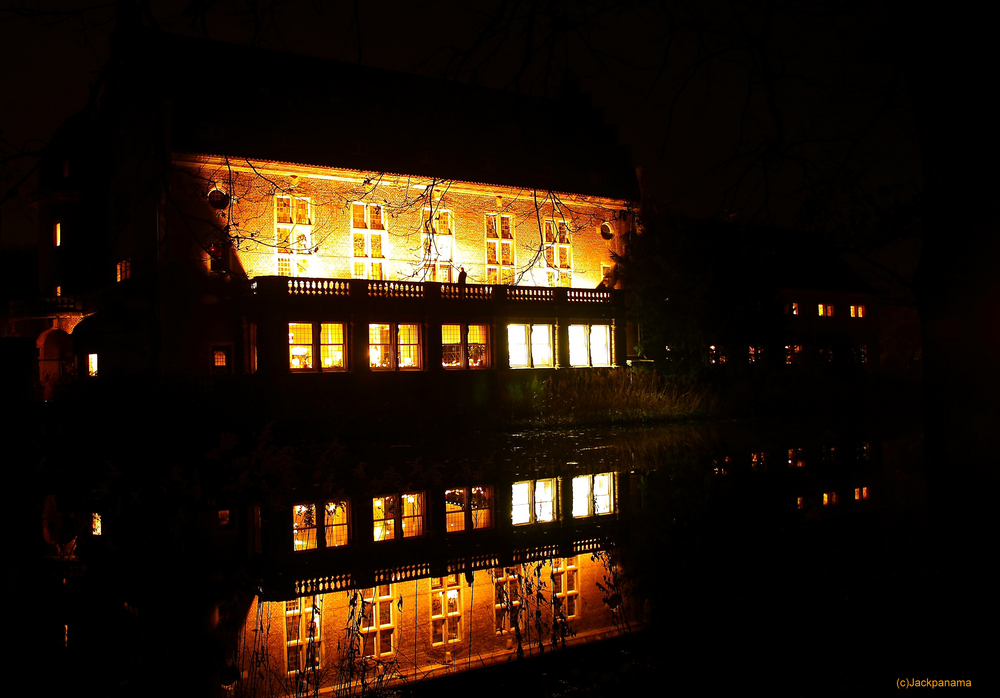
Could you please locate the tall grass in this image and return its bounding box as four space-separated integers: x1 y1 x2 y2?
506 368 716 427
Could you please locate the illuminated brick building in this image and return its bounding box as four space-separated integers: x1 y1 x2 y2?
13 29 637 404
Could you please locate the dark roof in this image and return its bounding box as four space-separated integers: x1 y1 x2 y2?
110 30 638 200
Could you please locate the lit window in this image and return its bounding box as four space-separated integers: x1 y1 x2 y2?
785 345 802 365
352 202 386 280
569 325 612 367
320 323 346 370
572 473 614 518
214 350 227 368
823 492 838 506
293 504 317 551
116 259 130 282
397 324 421 369
373 493 424 540
289 323 314 371
507 324 529 368
749 346 762 364
442 324 490 369
850 305 865 318
796 497 803 510
217 509 231 528
369 324 422 370
54 286 61 297
91 512 102 536
361 585 394 657
54 221 61 247
276 195 312 278
854 487 869 501
511 478 557 524
493 566 522 632
430 575 462 645
87 353 98 377
709 345 726 364
543 220 572 287
818 304 834 317
791 302 799 315
325 500 349 547
422 208 454 282
552 557 579 618
751 452 766 470
485 214 514 284
572 476 590 517
788 448 804 468
285 595 322 673
445 486 493 532
373 496 396 541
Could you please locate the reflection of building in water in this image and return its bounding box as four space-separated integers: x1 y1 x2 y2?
234 467 633 694
237 553 618 694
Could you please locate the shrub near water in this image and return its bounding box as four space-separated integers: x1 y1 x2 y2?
513 368 715 426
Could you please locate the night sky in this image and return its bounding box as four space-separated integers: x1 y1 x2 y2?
2 1 923 249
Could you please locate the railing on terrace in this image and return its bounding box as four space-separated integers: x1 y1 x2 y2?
9 296 84 315
256 277 615 304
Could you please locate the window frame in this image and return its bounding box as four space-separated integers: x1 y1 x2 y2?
372 492 424 541
430 575 463 646
485 213 515 285
284 595 323 675
422 207 454 282
288 322 348 372
368 323 423 371
511 478 558 525
442 323 490 370
507 323 554 369
568 324 612 367
352 202 386 280
360 585 395 657
571 473 615 518
444 486 493 532
551 556 579 619
543 219 572 288
276 195 313 278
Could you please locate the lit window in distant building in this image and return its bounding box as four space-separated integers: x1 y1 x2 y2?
818 304 834 317
284 595 322 673
823 492 838 506
54 221 61 247
401 492 424 537
325 500 349 547
709 345 726 364
752 452 766 470
217 509 231 528
785 345 802 365
369 324 422 370
352 202 386 280
430 575 462 645
850 305 865 318
87 353 98 377
373 496 396 541
749 346 762 363
485 214 514 284
214 350 227 368
552 556 579 618
293 504 317 551
54 286 61 297
369 324 392 370
854 487 869 501
361 585 394 657
91 512 102 536
788 448 804 468
796 497 804 510
116 259 130 282
791 302 799 315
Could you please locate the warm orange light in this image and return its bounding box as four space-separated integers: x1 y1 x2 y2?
91 512 102 535
54 221 61 247
87 354 98 377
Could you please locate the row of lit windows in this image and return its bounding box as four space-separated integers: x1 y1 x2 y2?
709 344 868 365
280 555 582 673
274 196 584 288
795 486 870 510
292 475 614 551
789 302 866 318
288 322 612 371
